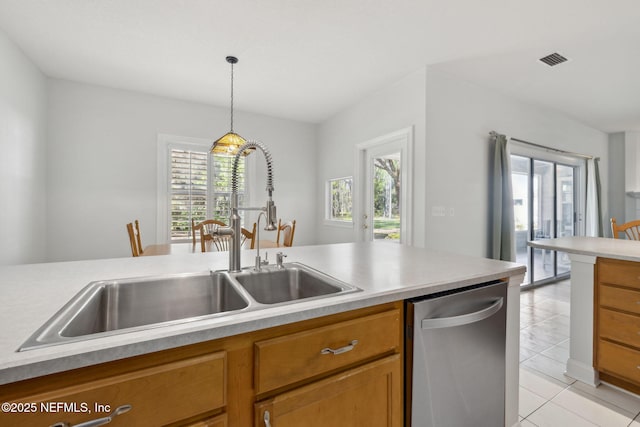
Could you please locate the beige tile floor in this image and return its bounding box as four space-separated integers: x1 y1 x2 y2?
519 279 640 426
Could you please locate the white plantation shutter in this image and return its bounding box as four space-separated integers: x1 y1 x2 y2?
211 154 245 221
170 149 208 240
168 147 245 241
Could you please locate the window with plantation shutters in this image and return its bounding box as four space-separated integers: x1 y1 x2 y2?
166 142 246 241
170 149 208 240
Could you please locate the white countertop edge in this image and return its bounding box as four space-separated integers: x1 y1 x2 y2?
529 236 640 262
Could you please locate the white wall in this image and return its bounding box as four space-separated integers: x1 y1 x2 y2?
315 65 610 259
316 68 427 246
47 79 316 262
622 131 640 222
425 68 609 257
608 132 626 230
0 30 47 265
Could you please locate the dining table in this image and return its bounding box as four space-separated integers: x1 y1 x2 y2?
141 240 280 256
141 242 211 256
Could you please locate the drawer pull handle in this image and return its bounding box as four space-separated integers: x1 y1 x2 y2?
264 410 272 427
321 339 359 355
50 404 132 427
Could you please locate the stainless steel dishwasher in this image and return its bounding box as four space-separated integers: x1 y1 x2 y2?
405 279 508 427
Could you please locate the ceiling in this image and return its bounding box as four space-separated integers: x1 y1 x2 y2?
0 0 639 132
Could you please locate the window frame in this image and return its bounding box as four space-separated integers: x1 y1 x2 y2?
324 176 354 228
510 141 586 288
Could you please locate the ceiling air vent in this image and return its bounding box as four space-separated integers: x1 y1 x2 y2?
539 52 568 67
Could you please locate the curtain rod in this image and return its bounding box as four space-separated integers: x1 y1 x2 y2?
489 131 596 160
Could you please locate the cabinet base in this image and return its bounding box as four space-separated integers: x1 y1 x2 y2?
599 372 640 396
566 358 599 387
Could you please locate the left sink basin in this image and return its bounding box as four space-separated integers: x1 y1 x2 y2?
19 272 250 351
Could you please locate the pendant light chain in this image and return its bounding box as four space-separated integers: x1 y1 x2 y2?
211 55 247 156
230 60 235 133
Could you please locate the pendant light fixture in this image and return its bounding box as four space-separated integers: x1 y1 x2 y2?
211 56 250 156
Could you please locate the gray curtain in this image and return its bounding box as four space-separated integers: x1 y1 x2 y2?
491 133 516 262
595 158 603 237
585 158 604 237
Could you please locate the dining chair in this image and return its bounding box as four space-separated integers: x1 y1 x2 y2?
126 220 144 257
242 223 257 250
276 219 297 247
213 224 256 251
197 221 257 252
611 217 640 240
193 219 227 252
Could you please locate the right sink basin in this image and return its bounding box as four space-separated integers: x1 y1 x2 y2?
232 262 360 305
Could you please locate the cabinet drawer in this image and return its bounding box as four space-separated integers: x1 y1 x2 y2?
254 309 400 394
185 412 227 427
2 352 226 427
599 258 640 290
600 308 640 347
598 340 640 384
600 284 640 314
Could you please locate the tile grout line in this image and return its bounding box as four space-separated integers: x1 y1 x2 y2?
520 279 640 427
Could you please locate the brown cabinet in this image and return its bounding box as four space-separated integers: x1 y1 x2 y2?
0 352 227 427
254 309 400 395
253 307 402 427
255 355 402 427
596 258 640 393
0 301 403 427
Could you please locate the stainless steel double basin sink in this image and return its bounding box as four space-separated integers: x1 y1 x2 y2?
19 263 360 351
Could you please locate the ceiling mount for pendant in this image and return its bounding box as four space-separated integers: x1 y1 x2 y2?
211 55 251 156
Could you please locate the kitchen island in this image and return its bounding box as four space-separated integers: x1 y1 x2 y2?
529 236 640 393
0 242 524 426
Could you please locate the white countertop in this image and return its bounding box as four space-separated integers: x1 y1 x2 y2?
529 236 640 262
0 242 524 385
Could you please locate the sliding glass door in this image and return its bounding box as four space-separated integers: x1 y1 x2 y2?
511 155 576 286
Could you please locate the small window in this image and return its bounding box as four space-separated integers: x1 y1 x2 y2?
326 177 353 225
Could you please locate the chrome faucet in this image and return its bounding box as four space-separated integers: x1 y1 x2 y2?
211 140 277 272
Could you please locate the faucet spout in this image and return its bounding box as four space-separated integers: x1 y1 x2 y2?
228 140 276 272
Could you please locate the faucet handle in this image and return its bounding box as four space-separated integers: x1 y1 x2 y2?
276 252 287 268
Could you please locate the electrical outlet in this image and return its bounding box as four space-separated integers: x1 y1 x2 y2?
431 206 446 217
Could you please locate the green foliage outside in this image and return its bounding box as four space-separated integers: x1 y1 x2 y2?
373 159 400 240
330 178 353 221
170 150 245 239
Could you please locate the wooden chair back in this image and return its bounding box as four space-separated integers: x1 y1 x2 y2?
212 235 232 251
242 223 257 250
611 217 640 240
276 219 297 247
211 224 256 251
195 220 256 252
126 220 144 257
193 219 227 252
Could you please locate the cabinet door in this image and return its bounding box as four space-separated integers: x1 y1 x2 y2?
1 352 226 427
254 355 401 427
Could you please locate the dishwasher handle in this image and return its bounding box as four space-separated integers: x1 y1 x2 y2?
421 297 503 330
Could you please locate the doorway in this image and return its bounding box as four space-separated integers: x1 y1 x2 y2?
356 127 413 244
511 155 577 287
